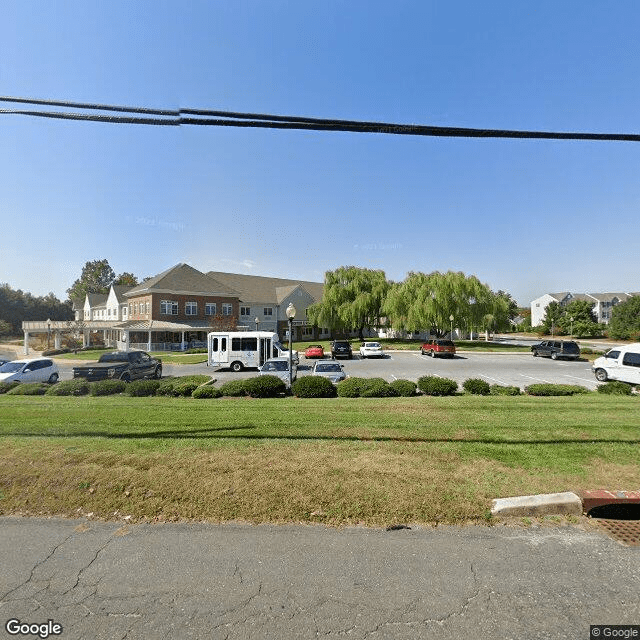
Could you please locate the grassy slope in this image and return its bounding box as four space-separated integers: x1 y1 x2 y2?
1 395 638 526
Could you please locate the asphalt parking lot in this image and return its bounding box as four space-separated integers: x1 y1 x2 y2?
163 350 599 391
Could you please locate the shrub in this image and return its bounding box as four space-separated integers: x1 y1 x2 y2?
7 382 49 395
597 381 633 396
220 380 248 397
388 379 417 397
336 377 368 398
463 378 491 395
89 379 127 396
525 384 590 396
45 379 90 396
171 381 203 397
156 375 211 396
125 379 162 396
490 384 522 396
185 347 208 354
417 376 458 396
192 385 223 399
243 375 286 398
42 348 71 356
0 381 19 394
292 376 337 398
360 377 396 398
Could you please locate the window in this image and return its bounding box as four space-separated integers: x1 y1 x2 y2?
240 306 251 316
263 307 273 316
231 337 257 351
622 352 640 368
134 302 138 315
205 303 216 316
160 300 178 315
123 306 128 316
222 304 233 316
146 302 150 315
302 327 313 337
185 301 198 316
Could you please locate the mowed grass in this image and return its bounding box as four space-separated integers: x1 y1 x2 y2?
1 395 638 526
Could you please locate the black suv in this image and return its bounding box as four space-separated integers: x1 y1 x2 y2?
531 340 580 361
331 340 353 359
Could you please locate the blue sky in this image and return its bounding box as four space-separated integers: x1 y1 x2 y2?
2 1 640 306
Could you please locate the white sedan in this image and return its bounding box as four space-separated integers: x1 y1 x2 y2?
0 358 60 384
359 342 384 358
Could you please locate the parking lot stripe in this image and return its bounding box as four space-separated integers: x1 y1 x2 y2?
520 374 554 384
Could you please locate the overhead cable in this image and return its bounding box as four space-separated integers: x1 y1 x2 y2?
1 95 639 142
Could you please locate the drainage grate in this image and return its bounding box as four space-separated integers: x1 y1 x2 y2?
591 518 640 546
588 504 640 547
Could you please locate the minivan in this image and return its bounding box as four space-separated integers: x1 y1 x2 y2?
592 343 640 385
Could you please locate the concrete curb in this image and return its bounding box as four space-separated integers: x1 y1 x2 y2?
491 492 583 517
491 490 640 518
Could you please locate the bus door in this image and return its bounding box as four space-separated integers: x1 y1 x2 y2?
259 336 272 366
211 335 229 364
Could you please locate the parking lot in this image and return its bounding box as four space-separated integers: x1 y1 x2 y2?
160 350 599 391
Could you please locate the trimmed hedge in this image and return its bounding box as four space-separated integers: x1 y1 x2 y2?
597 381 634 396
220 380 249 397
360 378 396 398
291 376 337 398
417 376 458 396
7 382 49 395
243 375 286 398
388 379 417 397
463 378 491 395
89 379 127 396
0 381 20 394
156 375 212 396
525 383 590 396
125 380 162 397
490 384 522 396
45 379 90 396
336 377 369 398
192 385 223 399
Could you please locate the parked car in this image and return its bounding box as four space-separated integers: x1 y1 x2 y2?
311 359 346 383
420 339 456 358
531 340 580 360
0 358 59 384
72 350 162 382
331 340 353 359
258 357 297 387
304 344 325 359
359 341 384 358
592 343 640 384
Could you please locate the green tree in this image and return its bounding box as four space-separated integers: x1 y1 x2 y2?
608 295 640 340
541 301 564 335
306 267 389 340
66 259 116 302
0 284 72 333
113 272 139 287
383 271 502 337
0 319 13 337
557 300 599 336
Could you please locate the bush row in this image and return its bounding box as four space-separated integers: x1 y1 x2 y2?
1 377 637 399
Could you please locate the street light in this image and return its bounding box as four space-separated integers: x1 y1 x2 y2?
285 303 296 389
449 315 454 340
47 318 51 350
254 317 260 332
570 316 574 337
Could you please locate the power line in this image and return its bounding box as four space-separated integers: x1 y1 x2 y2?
2 95 640 142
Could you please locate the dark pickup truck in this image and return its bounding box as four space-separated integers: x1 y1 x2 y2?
73 351 162 382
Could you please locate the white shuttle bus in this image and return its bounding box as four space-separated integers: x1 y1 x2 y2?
207 331 299 372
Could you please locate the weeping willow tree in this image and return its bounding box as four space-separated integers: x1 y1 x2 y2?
383 271 508 337
306 266 389 340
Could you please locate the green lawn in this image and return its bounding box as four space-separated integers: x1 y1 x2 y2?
53 349 208 364
1 394 637 526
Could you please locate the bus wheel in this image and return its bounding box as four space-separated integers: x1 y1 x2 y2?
231 361 243 372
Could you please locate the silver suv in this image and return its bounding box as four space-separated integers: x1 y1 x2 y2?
531 340 580 360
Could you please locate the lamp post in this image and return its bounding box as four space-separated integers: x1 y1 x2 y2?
47 318 51 351
285 303 296 389
254 317 260 332
449 315 454 340
570 316 574 337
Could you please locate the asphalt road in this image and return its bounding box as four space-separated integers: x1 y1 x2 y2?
1 517 638 640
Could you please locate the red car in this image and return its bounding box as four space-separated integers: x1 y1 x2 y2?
420 339 456 358
304 344 325 359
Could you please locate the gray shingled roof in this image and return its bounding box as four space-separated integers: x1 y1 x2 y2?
206 271 324 304
125 263 239 297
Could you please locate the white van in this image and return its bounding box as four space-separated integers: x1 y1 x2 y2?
592 343 640 385
207 331 299 372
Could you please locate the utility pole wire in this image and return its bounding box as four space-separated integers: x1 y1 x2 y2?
2 95 640 142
